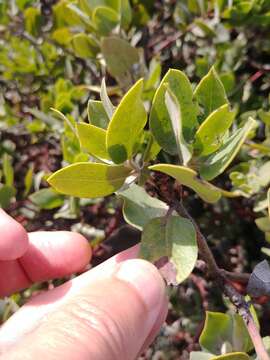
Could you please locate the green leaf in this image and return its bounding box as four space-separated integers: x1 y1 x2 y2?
3 154 14 187
165 87 192 165
29 188 64 210
194 67 228 119
120 0 132 28
140 215 198 284
24 164 34 197
106 79 147 164
200 117 256 180
256 217 270 233
258 161 270 188
118 183 168 230
24 7 41 36
48 163 131 198
93 6 120 36
195 104 236 156
0 185 15 209
150 69 198 154
200 312 252 355
100 37 140 84
77 122 110 160
258 109 270 126
87 100 109 129
200 312 233 354
149 164 221 203
70 33 99 59
100 78 115 119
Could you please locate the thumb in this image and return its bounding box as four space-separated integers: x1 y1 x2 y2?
3 259 167 360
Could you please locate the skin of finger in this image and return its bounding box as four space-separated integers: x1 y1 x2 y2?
1 260 167 360
0 209 29 261
0 245 140 345
138 296 168 357
19 231 92 282
0 260 30 297
0 232 92 297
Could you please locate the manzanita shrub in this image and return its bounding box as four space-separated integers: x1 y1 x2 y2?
47 67 268 359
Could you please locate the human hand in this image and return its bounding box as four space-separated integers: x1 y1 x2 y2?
0 209 167 360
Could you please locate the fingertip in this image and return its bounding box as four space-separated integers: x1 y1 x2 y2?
0 209 29 260
68 231 92 268
20 231 91 282
116 259 166 313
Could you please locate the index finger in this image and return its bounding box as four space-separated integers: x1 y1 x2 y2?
0 209 29 260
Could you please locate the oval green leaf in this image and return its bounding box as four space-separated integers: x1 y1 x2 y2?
101 37 140 83
70 33 99 59
200 117 256 181
92 6 120 36
77 122 111 160
195 104 236 156
194 67 228 119
48 163 131 198
106 79 147 164
149 164 221 203
140 215 198 284
150 69 198 154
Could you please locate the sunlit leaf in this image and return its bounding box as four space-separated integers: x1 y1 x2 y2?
200 117 256 181
195 104 236 156
77 122 111 160
106 79 147 163
48 162 131 198
149 164 221 203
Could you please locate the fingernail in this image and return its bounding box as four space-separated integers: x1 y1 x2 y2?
116 259 166 325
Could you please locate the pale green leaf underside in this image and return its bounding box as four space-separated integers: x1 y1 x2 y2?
140 215 198 284
200 117 256 181
77 122 111 160
100 78 115 120
106 79 147 164
150 69 198 154
149 164 221 203
194 67 228 119
48 162 131 198
195 104 236 156
118 183 168 230
165 87 192 165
